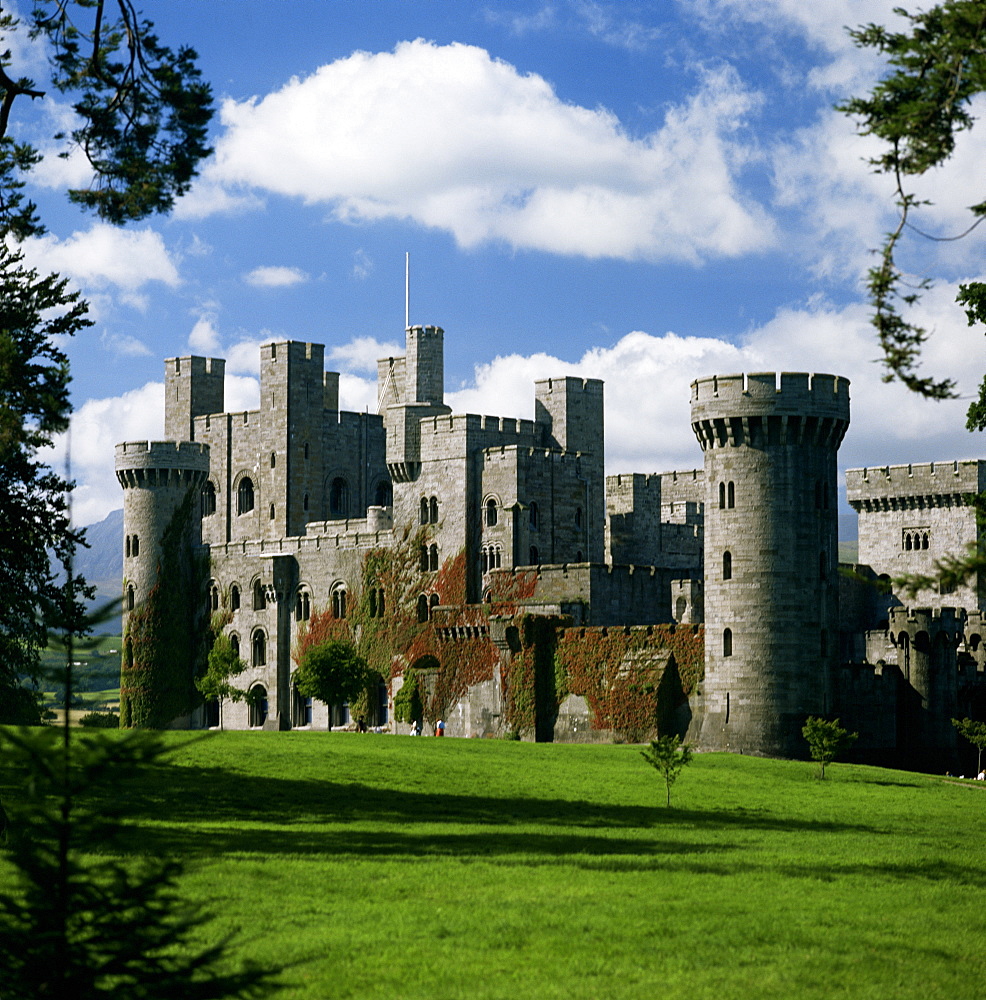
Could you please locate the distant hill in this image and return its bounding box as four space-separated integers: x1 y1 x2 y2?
77 508 123 634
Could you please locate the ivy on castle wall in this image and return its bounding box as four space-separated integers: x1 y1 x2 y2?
121 488 209 729
501 614 564 738
553 624 704 743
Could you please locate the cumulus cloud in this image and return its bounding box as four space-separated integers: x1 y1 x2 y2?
16 224 180 291
99 329 152 358
65 287 983 526
245 265 309 287
328 336 403 373
205 39 772 262
188 315 222 353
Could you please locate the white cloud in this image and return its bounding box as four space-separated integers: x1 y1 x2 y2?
352 248 373 280
206 39 772 262
245 265 309 288
189 316 222 353
171 179 265 219
99 329 152 358
64 286 983 527
328 336 403 373
17 224 180 291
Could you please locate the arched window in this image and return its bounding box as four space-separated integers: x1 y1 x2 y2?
429 544 439 572
253 580 266 611
332 584 347 619
304 442 310 460
369 588 378 618
575 550 584 562
493 546 501 569
485 498 498 526
238 477 254 514
575 506 583 528
675 596 687 621
295 589 311 622
417 594 429 623
270 452 276 469
923 532 929 550
723 628 733 657
269 504 275 521
420 545 429 572
201 481 216 517
529 502 539 529
126 584 135 611
530 546 539 565
132 535 139 557
209 583 220 611
722 551 732 580
719 482 726 509
374 480 393 507
430 496 439 524
329 477 350 517
420 497 429 525
125 535 131 558
252 629 266 667
378 588 385 617
249 685 268 728
230 634 240 658
483 590 492 604
727 482 735 509
905 533 912 551
230 585 240 611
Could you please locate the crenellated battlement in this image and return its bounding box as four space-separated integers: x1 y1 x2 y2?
115 441 210 486
888 605 966 635
847 460 986 510
691 372 849 451
690 371 850 410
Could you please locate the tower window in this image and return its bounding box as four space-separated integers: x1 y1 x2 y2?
126 584 135 611
417 594 429 623
575 506 583 528
723 551 732 580
237 477 254 515
269 504 275 520
529 501 539 529
253 580 266 611
230 585 240 611
485 498 498 526
723 628 733 657
270 452 276 469
429 544 439 572
719 482 726 509
331 584 347 619
727 482 735 509
430 496 439 524
420 496 429 525
330 477 350 517
202 481 216 517
252 629 267 667
420 545 429 572
125 535 131 558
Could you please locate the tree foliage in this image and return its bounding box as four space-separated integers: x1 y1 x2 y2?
839 0 986 402
195 613 251 731
0 725 270 999
802 717 858 779
640 735 693 807
0 244 92 723
952 716 986 771
294 639 370 717
840 2 986 595
0 1 213 237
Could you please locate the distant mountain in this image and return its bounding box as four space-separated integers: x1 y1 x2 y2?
77 509 123 634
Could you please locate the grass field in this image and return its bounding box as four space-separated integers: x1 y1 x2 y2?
4 731 985 999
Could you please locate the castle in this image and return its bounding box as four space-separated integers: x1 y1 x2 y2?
115 325 986 768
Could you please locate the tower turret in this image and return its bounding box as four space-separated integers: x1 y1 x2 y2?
115 440 211 728
691 372 850 756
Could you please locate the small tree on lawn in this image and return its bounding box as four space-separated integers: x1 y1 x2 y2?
195 620 251 731
802 717 858 779
952 718 986 773
294 639 369 724
640 736 693 807
393 669 422 729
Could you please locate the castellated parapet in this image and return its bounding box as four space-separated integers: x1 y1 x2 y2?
165 356 225 442
847 460 986 613
115 441 211 623
691 372 850 756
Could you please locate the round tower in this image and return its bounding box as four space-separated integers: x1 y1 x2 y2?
691 372 850 756
115 440 211 726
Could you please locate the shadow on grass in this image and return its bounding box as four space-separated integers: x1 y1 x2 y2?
80 757 896 869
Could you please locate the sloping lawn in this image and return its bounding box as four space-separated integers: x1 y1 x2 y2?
4 731 985 998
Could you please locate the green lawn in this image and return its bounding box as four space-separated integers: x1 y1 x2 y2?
5 732 986 999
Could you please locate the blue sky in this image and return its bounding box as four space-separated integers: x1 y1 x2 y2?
12 1 986 525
